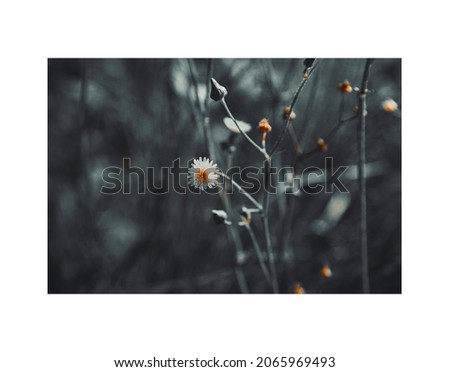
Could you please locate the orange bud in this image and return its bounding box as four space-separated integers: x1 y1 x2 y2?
338 80 353 93
282 106 296 120
382 98 398 113
294 282 305 294
258 118 272 134
320 265 332 278
316 138 328 153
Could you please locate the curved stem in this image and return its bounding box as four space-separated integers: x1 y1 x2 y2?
269 62 318 157
220 98 267 157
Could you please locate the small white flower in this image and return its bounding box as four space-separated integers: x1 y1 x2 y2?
188 157 220 190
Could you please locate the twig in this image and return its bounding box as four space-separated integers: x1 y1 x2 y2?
292 114 358 174
243 222 272 287
262 159 279 293
185 60 209 147
187 59 204 115
357 58 374 294
324 114 358 144
202 60 217 162
219 172 263 211
223 193 249 293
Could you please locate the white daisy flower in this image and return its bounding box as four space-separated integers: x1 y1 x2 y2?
188 157 220 190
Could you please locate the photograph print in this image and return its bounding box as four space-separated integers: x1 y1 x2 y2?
48 58 401 293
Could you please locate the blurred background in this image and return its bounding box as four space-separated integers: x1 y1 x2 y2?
48 58 401 293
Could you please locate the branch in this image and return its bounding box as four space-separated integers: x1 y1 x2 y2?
269 61 318 157
357 58 374 294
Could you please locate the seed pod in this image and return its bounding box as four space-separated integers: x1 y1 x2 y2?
210 78 228 101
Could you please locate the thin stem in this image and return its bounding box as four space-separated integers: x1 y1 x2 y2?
292 114 358 174
269 62 318 157
287 124 303 155
324 114 358 144
219 172 263 211
263 159 279 293
357 58 374 294
244 222 272 288
202 60 217 162
220 98 267 157
222 185 249 294
187 59 204 115
190 59 249 293
186 61 208 146
204 59 213 114
234 267 249 293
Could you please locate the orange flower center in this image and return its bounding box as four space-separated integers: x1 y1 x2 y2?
195 168 209 184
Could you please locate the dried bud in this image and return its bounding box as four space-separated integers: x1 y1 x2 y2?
294 282 305 294
316 138 328 153
210 78 228 101
320 265 333 278
381 98 398 113
282 106 296 121
212 209 231 225
338 80 353 93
